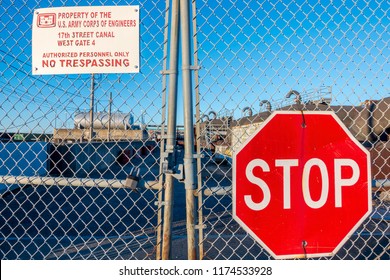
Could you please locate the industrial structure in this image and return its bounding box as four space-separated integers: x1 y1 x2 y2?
53 111 148 143
200 94 390 183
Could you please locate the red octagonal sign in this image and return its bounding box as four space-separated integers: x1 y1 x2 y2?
233 111 372 259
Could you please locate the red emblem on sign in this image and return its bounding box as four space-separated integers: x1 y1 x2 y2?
37 13 56 28
233 111 372 259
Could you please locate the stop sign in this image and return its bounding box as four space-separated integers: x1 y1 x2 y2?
233 111 372 259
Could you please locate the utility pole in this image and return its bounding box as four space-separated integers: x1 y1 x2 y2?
108 92 112 141
89 73 95 141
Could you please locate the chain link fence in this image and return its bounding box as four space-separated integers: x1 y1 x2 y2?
1 0 389 260
0 0 167 259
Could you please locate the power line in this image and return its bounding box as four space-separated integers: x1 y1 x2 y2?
0 49 87 80
0 50 94 100
0 81 80 111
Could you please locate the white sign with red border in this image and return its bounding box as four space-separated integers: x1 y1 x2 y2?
32 6 139 75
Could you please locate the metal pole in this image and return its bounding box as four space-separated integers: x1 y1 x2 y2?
161 0 180 260
108 92 112 141
180 0 197 260
89 74 95 141
0 175 161 190
156 0 171 260
191 0 204 260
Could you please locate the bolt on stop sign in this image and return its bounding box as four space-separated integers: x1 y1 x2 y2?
233 111 372 259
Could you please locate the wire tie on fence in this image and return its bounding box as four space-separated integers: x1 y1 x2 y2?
302 240 308 259
160 70 177 75
193 153 204 159
182 65 200 71
154 201 165 207
194 224 207 230
125 173 139 193
162 200 172 207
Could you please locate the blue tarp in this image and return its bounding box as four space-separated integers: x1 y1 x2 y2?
0 142 49 194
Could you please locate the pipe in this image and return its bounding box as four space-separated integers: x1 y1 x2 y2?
180 0 197 260
208 111 217 120
108 92 112 140
192 0 204 259
89 74 95 141
286 90 302 104
373 179 390 188
259 100 272 111
161 0 180 260
201 114 209 122
156 0 171 260
242 107 253 117
0 175 160 190
204 186 232 196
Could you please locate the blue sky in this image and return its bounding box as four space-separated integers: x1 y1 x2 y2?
196 0 389 118
0 0 389 133
1 0 165 133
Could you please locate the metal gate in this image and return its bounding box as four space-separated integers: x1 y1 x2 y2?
1 0 389 260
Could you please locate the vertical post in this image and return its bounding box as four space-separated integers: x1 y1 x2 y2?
161 0 180 260
180 0 197 260
89 74 95 141
156 0 171 260
191 0 204 259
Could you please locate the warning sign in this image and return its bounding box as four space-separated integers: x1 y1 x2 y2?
32 6 139 75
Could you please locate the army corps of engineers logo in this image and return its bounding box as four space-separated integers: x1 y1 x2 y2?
37 13 56 28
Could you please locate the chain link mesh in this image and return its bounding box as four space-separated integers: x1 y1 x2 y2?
0 0 166 259
195 0 389 259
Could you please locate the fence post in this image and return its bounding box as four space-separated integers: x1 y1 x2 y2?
89 73 95 141
180 0 197 260
191 0 204 260
156 0 171 261
161 0 180 260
